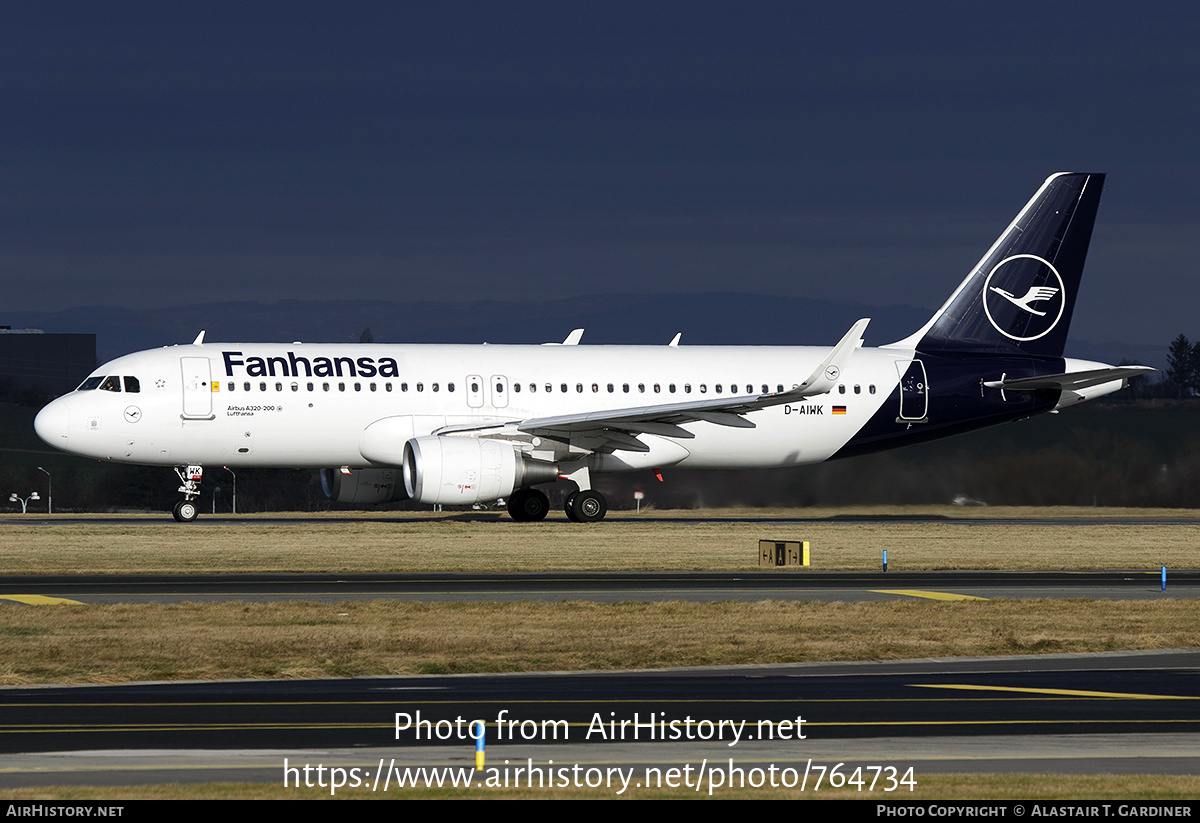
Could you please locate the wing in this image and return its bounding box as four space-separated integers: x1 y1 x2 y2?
492 319 869 454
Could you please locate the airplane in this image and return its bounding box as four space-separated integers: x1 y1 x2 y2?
34 172 1152 523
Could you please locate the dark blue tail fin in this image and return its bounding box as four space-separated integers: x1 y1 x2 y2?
905 172 1104 359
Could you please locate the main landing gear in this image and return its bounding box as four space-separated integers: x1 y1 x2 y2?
505 486 609 522
564 489 607 523
172 465 203 522
507 487 551 522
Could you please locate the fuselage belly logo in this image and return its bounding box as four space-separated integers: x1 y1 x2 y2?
982 254 1066 342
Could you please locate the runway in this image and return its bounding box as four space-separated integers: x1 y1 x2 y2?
0 569 1192 604
1 650 1198 789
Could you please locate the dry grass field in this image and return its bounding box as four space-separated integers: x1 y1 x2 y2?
0 598 1196 684
0 507 1198 574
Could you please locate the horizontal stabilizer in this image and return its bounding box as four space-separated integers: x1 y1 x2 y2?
983 366 1154 393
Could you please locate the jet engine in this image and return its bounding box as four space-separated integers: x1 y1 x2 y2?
402 436 559 506
320 467 409 504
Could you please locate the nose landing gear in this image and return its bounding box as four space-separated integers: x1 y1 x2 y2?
172 465 203 522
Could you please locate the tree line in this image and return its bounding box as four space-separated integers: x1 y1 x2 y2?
1166 334 1200 397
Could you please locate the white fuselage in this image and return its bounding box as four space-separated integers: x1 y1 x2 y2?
36 341 908 472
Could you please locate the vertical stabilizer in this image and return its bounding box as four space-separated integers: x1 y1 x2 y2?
901 172 1104 359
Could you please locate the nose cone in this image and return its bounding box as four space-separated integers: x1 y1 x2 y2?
34 398 70 449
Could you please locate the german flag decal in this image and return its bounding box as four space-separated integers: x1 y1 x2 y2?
832 406 847 415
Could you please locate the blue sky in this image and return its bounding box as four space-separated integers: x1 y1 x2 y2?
3 2 1198 348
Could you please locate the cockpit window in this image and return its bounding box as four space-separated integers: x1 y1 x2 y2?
78 376 104 391
123 376 140 393
99 376 121 392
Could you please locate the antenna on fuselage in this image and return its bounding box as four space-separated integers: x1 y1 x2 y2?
543 329 585 346
192 330 206 345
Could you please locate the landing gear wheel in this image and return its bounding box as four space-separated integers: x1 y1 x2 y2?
507 488 550 522
569 490 607 523
173 500 199 523
564 491 581 522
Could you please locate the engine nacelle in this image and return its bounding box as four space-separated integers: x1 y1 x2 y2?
402 436 558 506
320 467 409 505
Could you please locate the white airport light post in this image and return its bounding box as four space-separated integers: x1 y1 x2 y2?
36 467 51 514
224 466 237 515
9 492 40 514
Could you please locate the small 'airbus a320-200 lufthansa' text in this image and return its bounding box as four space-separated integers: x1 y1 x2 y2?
35 172 1152 523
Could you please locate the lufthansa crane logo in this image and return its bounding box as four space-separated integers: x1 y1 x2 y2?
982 254 1066 342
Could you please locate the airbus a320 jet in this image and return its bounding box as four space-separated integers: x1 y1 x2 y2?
35 172 1151 523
